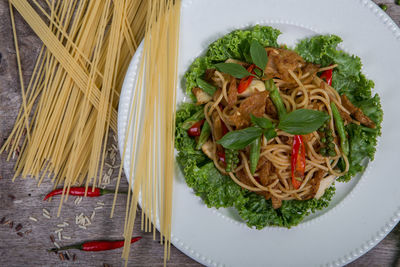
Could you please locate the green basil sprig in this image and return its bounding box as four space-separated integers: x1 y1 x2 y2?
278 109 329 135
250 114 273 129
214 63 252 78
196 77 216 95
250 40 268 71
217 127 263 150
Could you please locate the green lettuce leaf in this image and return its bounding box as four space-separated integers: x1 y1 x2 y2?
184 25 281 98
295 34 382 183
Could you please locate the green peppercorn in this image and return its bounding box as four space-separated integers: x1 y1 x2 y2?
328 143 335 149
320 147 326 155
396 0 400 6
379 4 388 11
329 150 336 157
326 130 332 137
320 137 326 143
327 136 333 142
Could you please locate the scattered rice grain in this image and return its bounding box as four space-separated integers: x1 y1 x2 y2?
112 144 117 151
54 242 60 249
55 228 63 233
78 225 87 230
58 231 62 241
105 162 112 168
63 235 71 240
14 200 22 204
90 211 96 220
42 208 50 215
96 201 104 206
95 206 103 210
29 216 38 222
113 135 117 142
43 213 51 219
107 169 113 176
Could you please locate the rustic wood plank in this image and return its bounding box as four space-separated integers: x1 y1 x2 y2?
0 1 399 266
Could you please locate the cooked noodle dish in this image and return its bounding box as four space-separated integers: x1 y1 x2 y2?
175 26 382 228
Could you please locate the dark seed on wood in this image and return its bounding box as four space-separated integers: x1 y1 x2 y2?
24 230 32 235
72 254 77 261
50 235 55 243
17 232 23 237
64 253 69 260
0 217 5 224
103 263 111 267
9 221 13 228
15 223 23 231
8 194 15 201
59 253 65 261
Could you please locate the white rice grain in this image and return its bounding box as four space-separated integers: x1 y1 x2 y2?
90 211 96 220
94 206 103 210
29 216 38 222
43 213 51 219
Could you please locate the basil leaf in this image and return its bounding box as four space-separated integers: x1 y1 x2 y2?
250 114 273 129
278 109 330 135
215 63 252 78
263 128 277 140
239 39 252 63
253 68 262 77
196 77 216 95
217 127 263 149
250 40 268 70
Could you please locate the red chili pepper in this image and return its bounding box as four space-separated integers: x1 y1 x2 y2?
48 237 142 252
221 120 229 136
217 151 226 163
187 120 204 137
291 135 306 189
43 187 123 201
320 69 333 86
237 64 256 93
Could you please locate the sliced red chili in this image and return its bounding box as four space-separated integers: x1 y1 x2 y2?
291 135 306 189
237 64 256 93
217 151 226 163
48 237 142 252
320 69 333 86
187 120 204 137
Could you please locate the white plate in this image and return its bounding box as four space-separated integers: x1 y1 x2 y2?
118 0 400 266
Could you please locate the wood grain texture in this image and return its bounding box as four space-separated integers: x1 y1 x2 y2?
0 0 399 266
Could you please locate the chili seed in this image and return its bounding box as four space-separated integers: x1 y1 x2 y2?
17 232 23 237
15 223 23 231
0 217 5 224
50 234 55 243
59 253 65 261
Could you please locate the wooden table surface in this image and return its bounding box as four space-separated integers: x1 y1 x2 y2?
1 1 400 266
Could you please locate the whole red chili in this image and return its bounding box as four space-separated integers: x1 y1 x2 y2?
187 120 204 137
43 187 124 201
48 237 142 252
320 69 333 86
